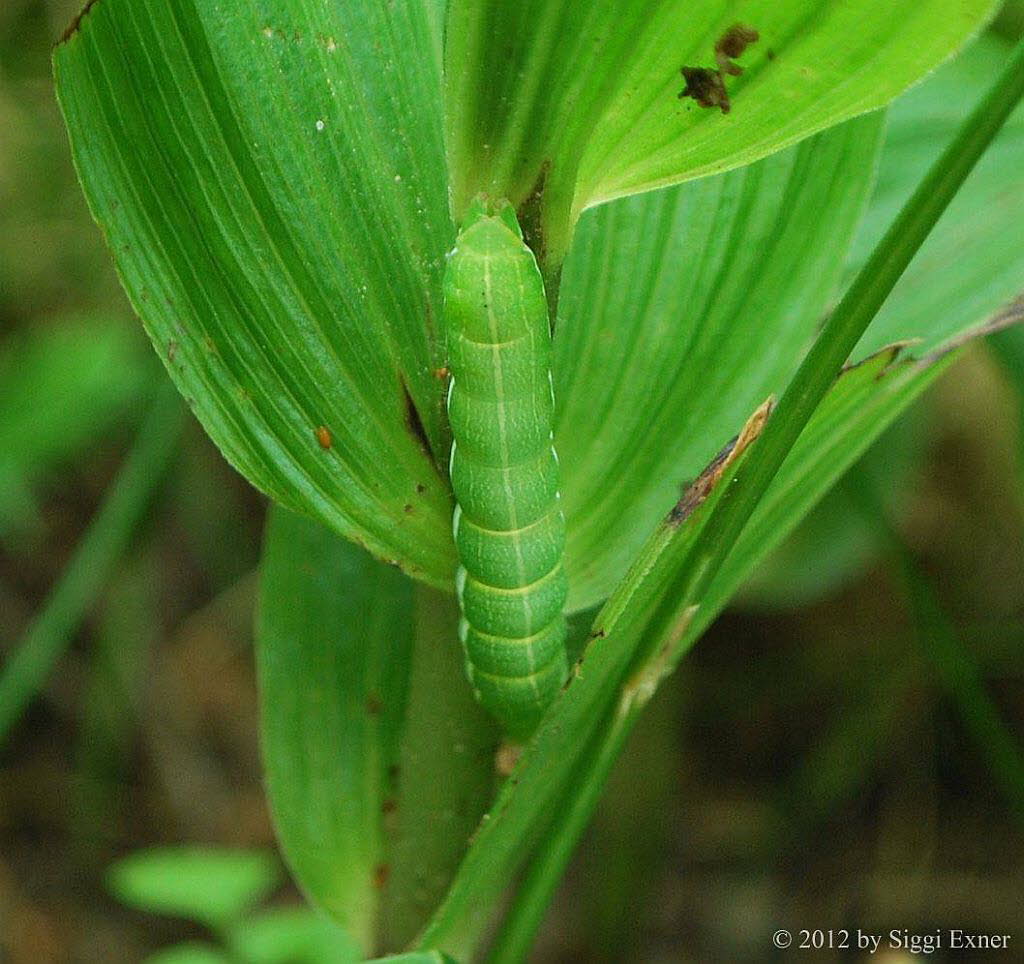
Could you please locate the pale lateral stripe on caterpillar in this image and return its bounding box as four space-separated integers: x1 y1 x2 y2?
444 196 567 739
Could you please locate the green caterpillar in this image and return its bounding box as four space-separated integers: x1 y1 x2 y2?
444 197 568 740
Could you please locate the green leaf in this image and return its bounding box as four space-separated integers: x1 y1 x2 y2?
257 507 414 950
555 113 885 611
106 847 279 931
445 0 996 261
54 0 457 587
226 907 362 964
257 510 496 953
849 31 1024 356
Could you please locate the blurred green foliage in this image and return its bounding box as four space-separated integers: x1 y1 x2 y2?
0 1 1022 961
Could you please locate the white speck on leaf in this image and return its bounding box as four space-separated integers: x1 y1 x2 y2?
315 119 325 132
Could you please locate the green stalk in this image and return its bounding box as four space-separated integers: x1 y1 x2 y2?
487 704 628 964
458 35 1024 961
0 380 183 745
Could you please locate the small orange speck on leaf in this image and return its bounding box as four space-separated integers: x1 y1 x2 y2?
315 425 332 449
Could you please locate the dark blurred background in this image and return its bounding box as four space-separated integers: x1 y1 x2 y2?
2 2 1023 961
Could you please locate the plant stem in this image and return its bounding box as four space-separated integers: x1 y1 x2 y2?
0 380 184 745
487 704 627 964
464 34 1024 961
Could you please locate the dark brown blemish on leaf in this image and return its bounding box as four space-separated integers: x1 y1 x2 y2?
433 366 450 381
58 0 100 44
167 340 178 363
679 22 760 115
679 67 731 113
366 691 382 715
403 503 413 514
373 864 390 889
415 483 427 494
315 425 332 449
715 23 760 74
381 797 397 815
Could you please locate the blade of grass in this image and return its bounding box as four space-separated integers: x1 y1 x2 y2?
0 380 184 745
844 469 1024 823
455 36 1024 960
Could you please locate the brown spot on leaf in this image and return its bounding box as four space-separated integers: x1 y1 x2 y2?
679 67 731 113
315 425 332 449
373 864 390 889
669 397 773 525
366 691 382 715
679 23 759 114
715 23 760 70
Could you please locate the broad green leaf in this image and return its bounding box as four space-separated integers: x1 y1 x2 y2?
258 507 414 951
226 907 361 964
54 0 457 587
106 847 279 931
555 114 884 611
257 510 496 953
445 0 996 261
849 32 1024 356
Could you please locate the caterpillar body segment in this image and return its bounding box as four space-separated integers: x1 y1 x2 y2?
445 197 568 739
